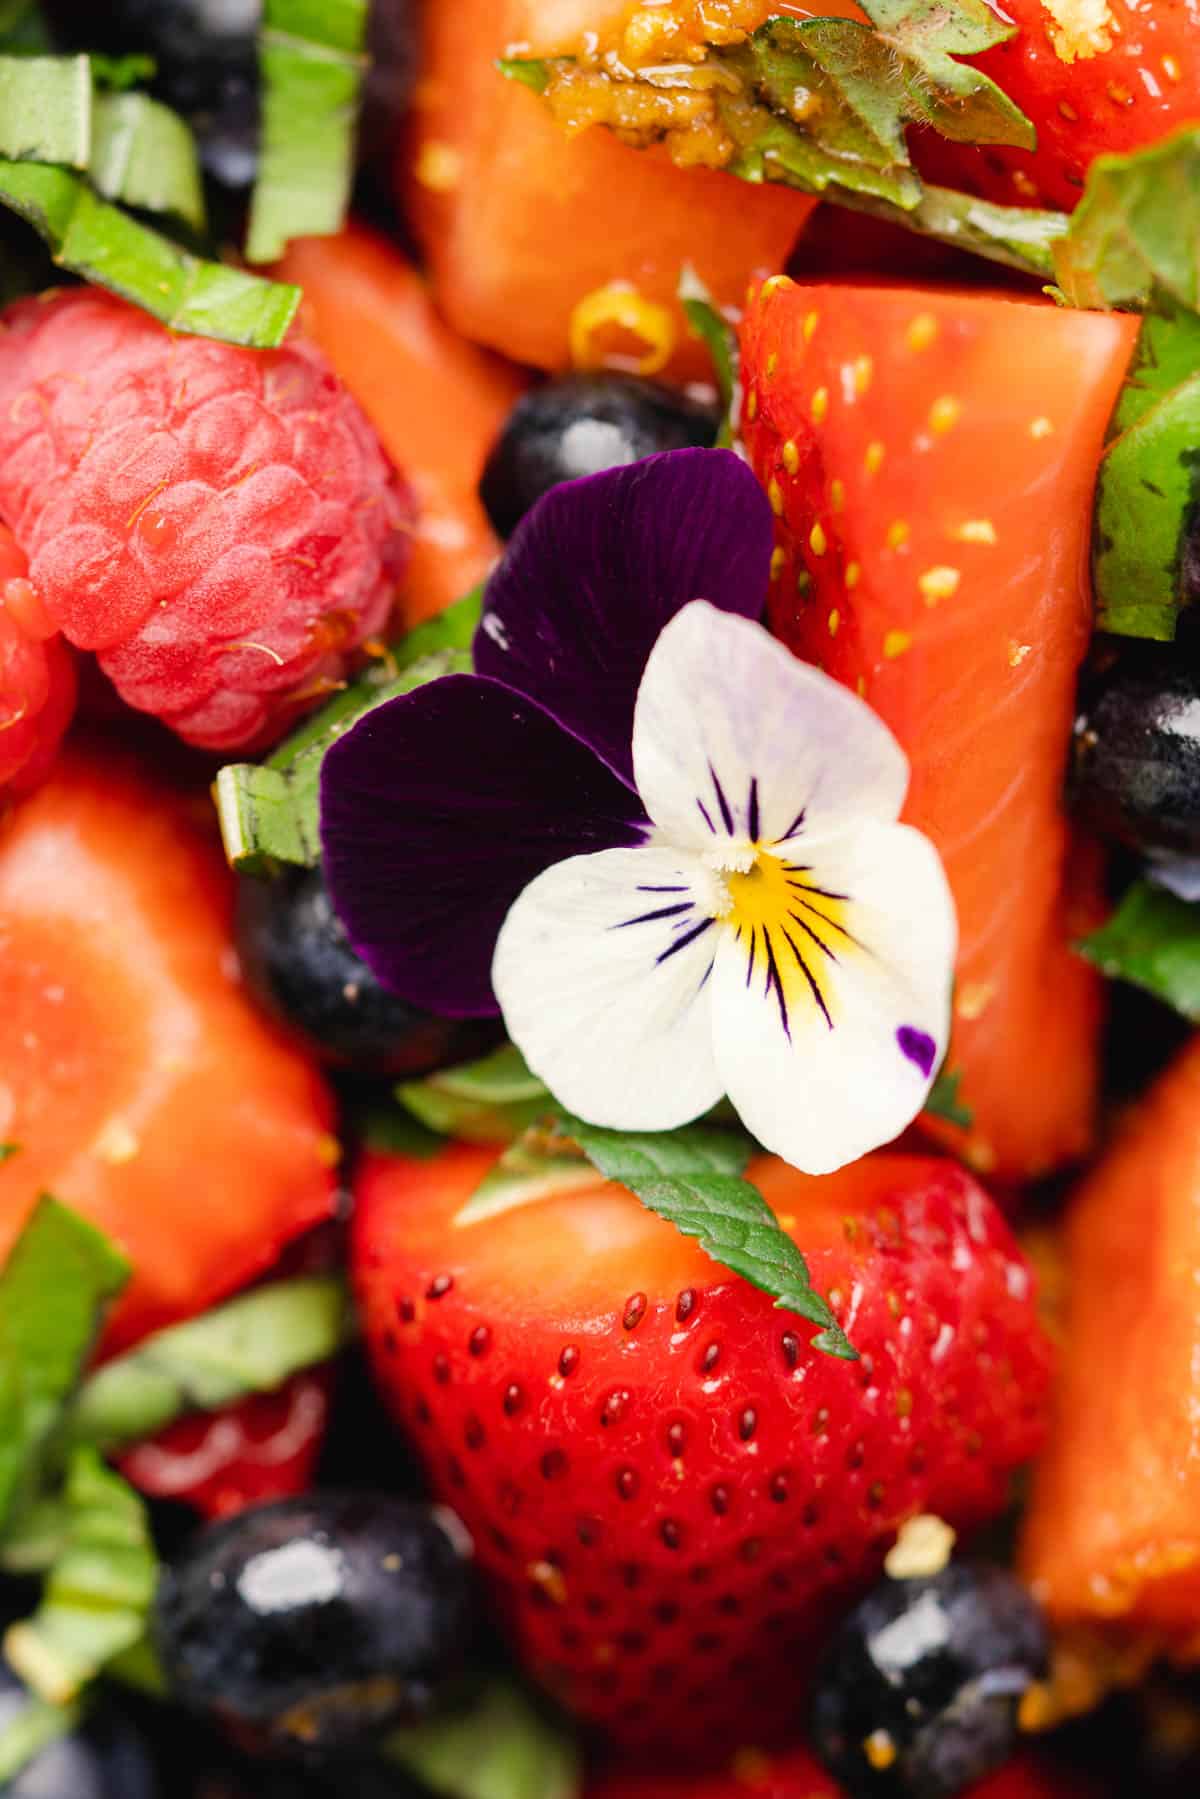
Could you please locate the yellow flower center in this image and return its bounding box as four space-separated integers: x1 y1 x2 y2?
719 848 856 1032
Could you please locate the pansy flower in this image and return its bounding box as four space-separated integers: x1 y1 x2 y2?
321 449 955 1175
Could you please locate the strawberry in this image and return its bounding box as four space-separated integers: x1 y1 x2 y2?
118 1367 333 1521
0 746 338 1352
914 0 1200 211
1020 1035 1200 1644
352 1142 1051 1756
740 277 1138 1184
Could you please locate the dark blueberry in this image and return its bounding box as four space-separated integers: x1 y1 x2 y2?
0 1661 157 1798
235 867 502 1076
479 373 721 540
809 1562 1049 1798
1072 641 1200 868
155 1494 473 1755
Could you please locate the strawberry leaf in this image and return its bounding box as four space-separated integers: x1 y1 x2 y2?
559 1116 857 1360
1055 127 1200 315
1079 879 1200 1022
1093 304 1200 641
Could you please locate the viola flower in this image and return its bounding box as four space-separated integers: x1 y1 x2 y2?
321 449 956 1174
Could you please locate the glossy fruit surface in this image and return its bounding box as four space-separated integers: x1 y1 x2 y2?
810 1563 1049 1798
353 1143 1051 1755
1020 1035 1200 1641
277 227 526 626
235 866 502 1076
1072 642 1200 859
155 1493 473 1752
916 0 1200 211
0 748 337 1352
741 278 1139 1182
400 0 814 379
0 1660 158 1798
119 1368 334 1520
479 374 719 540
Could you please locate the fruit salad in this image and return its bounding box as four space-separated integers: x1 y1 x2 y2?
2 2 1200 1797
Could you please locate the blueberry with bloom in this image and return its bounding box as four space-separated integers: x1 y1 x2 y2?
320 449 956 1175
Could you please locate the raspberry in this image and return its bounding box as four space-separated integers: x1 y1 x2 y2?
0 290 413 750
0 523 76 792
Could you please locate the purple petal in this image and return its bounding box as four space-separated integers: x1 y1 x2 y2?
320 675 648 1017
474 447 773 785
896 1026 937 1078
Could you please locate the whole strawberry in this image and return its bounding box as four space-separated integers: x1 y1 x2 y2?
0 289 412 750
353 1144 1052 1757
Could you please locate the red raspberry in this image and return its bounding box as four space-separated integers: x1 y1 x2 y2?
0 290 413 750
0 523 76 792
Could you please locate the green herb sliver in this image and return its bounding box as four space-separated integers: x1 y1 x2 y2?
245 0 369 264
1079 879 1200 1022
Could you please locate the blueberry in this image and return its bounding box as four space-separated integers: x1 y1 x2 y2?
1072 641 1200 866
235 867 502 1076
0 1661 157 1799
479 373 721 540
809 1562 1049 1798
154 1494 473 1755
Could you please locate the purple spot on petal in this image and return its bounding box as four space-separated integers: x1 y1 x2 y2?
897 1026 936 1078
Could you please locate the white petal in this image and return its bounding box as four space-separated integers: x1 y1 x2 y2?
632 600 909 854
710 823 956 1175
492 845 724 1131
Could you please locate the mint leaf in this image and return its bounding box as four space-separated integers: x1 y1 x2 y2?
678 264 736 447
216 647 470 874
64 1274 351 1455
454 1132 600 1228
724 6 1032 207
1093 304 1200 641
89 53 157 92
4 1449 158 1705
1055 127 1200 314
399 1044 552 1145
90 90 206 233
0 0 51 56
245 0 369 264
0 1198 129 1531
388 1678 581 1799
559 1117 857 1360
0 160 300 346
520 12 1064 279
1079 879 1200 1022
217 589 483 872
498 57 551 96
925 1066 973 1130
0 1694 79 1786
0 53 90 166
